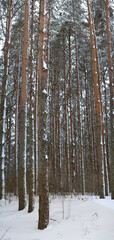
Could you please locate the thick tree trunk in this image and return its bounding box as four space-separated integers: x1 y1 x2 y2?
92 22 109 196
92 20 109 196
18 0 29 210
87 0 104 198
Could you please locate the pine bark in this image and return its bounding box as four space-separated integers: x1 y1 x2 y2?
0 0 12 199
28 0 34 213
14 36 21 196
92 20 109 196
34 18 40 196
68 29 73 193
103 76 110 192
56 52 61 191
51 75 56 192
38 0 49 230
63 31 69 191
106 0 114 199
18 0 29 210
87 0 104 198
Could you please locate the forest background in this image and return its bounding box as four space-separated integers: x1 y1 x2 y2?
0 0 114 230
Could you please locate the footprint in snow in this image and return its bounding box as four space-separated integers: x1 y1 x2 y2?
91 212 100 230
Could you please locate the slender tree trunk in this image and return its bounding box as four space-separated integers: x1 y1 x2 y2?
92 18 110 196
63 31 69 191
48 65 53 192
106 0 114 199
57 52 61 192
68 29 74 193
34 17 40 196
103 75 110 191
8 111 11 197
51 75 55 192
90 75 98 195
72 2 85 194
38 0 49 230
28 0 34 213
14 39 20 196
87 0 104 198
84 64 91 193
0 0 12 200
92 19 109 196
18 0 29 210
4 115 9 196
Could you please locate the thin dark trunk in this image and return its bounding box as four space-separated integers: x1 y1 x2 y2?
68 29 73 193
28 0 34 213
63 30 69 191
14 37 21 196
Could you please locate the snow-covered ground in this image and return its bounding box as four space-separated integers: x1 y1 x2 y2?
0 195 114 240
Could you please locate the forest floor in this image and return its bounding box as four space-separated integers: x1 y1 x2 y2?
0 195 114 240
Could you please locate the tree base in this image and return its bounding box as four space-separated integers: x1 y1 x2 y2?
111 192 114 200
18 199 26 211
99 193 104 199
28 205 34 213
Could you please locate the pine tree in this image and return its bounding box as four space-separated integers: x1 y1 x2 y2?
106 0 114 199
38 0 49 230
18 0 29 211
28 0 34 213
0 0 12 199
87 0 105 198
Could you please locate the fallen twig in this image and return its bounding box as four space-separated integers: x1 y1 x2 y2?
50 218 56 221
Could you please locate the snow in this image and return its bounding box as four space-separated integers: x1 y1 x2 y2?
43 60 48 70
43 26 46 33
44 9 47 15
0 196 114 240
42 89 47 94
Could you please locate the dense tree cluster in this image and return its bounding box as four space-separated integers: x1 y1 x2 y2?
0 0 113 229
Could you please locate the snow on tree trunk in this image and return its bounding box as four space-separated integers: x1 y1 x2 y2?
87 0 105 198
38 0 49 230
28 0 34 213
106 0 114 199
0 0 12 200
